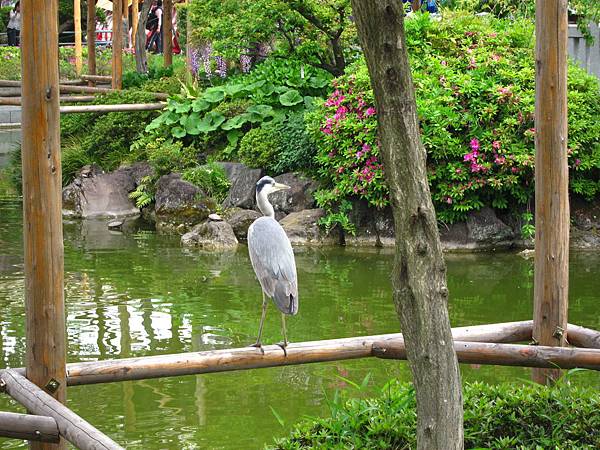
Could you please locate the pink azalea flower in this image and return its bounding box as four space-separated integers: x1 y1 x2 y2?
365 107 376 117
446 197 453 204
492 141 501 150
470 138 480 151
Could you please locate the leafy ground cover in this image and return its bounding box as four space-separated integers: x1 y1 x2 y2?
272 378 600 449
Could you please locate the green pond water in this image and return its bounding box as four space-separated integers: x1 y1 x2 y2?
1 198 599 449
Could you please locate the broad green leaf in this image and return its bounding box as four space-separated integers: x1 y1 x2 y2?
309 76 329 89
174 101 192 114
184 113 202 135
221 114 250 130
223 83 247 97
303 96 314 109
226 130 243 146
203 87 226 103
171 127 186 138
191 98 211 112
196 111 226 133
279 89 303 106
246 104 275 118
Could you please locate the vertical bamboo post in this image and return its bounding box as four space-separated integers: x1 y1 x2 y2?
86 0 97 85
21 0 67 448
533 0 569 385
112 0 123 89
185 0 192 81
74 0 82 75
132 0 139 49
123 0 130 48
163 0 173 66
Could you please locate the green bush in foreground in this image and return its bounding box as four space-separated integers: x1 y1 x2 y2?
272 380 600 449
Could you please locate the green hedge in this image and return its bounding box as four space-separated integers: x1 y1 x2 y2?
272 380 600 449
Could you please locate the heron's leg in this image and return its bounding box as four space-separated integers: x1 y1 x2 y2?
251 292 268 354
276 313 288 357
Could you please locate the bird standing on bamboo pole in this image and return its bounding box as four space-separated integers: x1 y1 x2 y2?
248 176 298 356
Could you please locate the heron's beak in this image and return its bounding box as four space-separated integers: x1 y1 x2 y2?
273 182 291 192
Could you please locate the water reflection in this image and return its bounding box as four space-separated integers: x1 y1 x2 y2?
1 198 600 448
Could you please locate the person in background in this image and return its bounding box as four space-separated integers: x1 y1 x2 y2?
146 0 163 54
6 1 20 46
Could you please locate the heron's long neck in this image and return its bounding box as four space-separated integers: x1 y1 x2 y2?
257 190 275 218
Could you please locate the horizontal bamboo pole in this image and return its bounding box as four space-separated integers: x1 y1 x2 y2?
0 96 97 106
567 324 600 349
80 74 112 83
0 123 20 130
58 321 532 386
0 81 168 99
0 370 124 450
373 340 600 370
0 411 59 443
60 103 166 114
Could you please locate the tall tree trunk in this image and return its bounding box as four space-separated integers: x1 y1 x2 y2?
135 0 152 73
350 2 464 449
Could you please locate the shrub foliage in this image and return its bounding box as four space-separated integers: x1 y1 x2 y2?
308 13 600 225
272 380 600 449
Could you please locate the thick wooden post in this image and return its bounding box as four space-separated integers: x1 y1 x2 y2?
74 0 82 75
20 0 67 449
86 0 97 85
112 0 123 89
163 0 173 66
132 0 139 49
533 0 569 384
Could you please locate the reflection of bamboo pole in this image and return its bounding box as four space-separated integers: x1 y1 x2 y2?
119 304 137 432
74 0 82 75
86 0 97 85
186 0 192 81
132 0 139 49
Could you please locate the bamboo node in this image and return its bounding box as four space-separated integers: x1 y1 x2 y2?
44 378 60 393
529 337 539 346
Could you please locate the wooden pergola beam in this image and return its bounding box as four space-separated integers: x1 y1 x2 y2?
0 411 59 443
13 321 531 386
533 0 569 384
373 340 600 370
0 371 123 450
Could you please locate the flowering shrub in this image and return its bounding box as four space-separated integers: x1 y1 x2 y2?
306 72 387 229
309 13 600 225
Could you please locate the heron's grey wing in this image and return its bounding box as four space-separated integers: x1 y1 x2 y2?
248 217 298 315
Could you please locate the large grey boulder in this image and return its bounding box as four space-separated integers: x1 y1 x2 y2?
280 209 339 245
181 220 238 251
440 207 514 250
224 207 262 241
346 201 395 247
154 173 216 234
62 164 140 219
219 162 263 209
269 173 318 216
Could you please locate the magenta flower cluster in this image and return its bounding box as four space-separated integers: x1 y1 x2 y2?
314 76 388 209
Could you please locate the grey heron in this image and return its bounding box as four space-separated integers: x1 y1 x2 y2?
248 176 298 355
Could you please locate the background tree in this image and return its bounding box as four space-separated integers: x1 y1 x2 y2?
188 0 356 75
350 1 464 449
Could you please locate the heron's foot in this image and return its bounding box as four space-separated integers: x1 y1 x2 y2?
276 341 288 357
250 342 265 355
